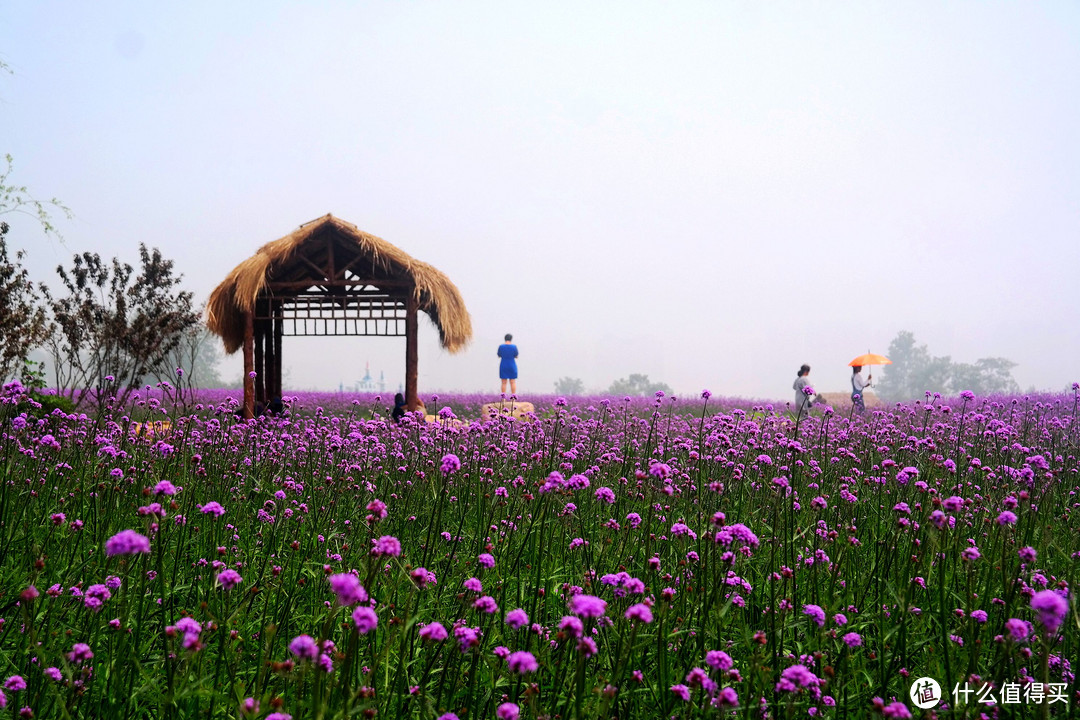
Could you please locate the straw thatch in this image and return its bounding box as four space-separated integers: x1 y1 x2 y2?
206 214 472 354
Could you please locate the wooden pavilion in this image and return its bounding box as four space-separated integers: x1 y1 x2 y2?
206 214 472 417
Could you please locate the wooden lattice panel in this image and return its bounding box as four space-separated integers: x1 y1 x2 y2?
257 293 407 337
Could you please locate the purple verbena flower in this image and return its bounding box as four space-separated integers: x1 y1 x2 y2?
328 573 367 606
803 604 826 628
440 454 461 474
419 622 448 641
352 606 378 634
105 530 151 557
3 677 25 692
776 664 819 693
371 536 401 557
289 635 319 660
1030 590 1069 635
216 569 243 591
882 701 913 718
153 480 177 496
559 615 584 638
624 603 653 623
1005 618 1031 642
199 502 225 518
411 567 436 588
706 650 733 671
568 594 607 618
68 643 93 663
717 687 738 705
505 608 529 629
473 595 499 614
507 651 538 674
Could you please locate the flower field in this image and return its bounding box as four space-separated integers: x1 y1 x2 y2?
1 384 1078 719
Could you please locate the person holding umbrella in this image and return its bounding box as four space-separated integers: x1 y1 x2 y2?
850 365 872 412
847 352 891 413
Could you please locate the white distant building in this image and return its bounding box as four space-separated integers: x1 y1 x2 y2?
355 362 387 393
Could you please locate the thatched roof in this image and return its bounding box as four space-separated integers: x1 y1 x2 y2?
207 214 472 354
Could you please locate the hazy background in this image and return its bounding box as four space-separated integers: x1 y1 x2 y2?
2 2 1078 400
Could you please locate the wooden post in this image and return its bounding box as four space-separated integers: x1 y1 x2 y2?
405 293 419 412
273 305 283 399
263 315 274 403
243 310 255 419
254 316 266 406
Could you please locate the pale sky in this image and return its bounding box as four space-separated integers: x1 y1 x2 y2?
2 2 1078 399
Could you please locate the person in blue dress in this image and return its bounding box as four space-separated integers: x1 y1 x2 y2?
498 333 519 394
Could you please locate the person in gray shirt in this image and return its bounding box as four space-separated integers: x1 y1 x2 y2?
793 364 816 418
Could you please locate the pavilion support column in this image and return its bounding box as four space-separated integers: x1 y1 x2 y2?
273 306 283 399
263 317 274 403
254 317 266 407
265 313 276 401
243 310 255 419
405 294 419 412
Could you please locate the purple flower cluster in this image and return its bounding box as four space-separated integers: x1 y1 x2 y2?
2 384 1077 718
105 530 151 557
328 573 367 606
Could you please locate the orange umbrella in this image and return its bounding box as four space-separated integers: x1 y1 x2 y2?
848 353 891 367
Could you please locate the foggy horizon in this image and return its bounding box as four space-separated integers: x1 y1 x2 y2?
3 2 1078 401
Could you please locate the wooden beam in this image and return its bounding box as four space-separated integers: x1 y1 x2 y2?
272 262 327 285
336 251 370 279
405 293 419 412
266 279 415 290
243 310 255 419
297 255 331 281
327 235 336 280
